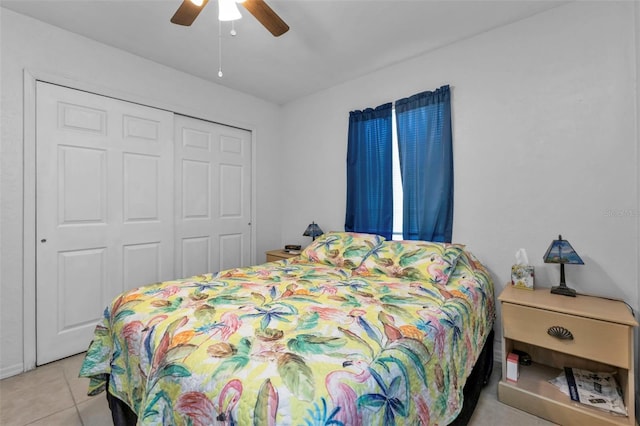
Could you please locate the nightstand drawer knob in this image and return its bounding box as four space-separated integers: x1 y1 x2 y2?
547 326 573 340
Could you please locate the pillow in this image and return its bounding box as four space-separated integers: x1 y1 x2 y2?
297 232 385 269
352 240 465 284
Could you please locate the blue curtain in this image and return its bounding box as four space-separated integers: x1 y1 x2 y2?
345 103 393 240
395 85 453 242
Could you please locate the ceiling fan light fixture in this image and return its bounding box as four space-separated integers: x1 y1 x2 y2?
189 0 204 6
218 0 242 21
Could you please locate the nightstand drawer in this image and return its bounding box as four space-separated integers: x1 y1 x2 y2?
502 303 630 368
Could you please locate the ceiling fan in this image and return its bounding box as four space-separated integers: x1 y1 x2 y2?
171 0 289 37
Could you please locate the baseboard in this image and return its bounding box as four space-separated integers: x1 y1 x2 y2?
0 362 24 380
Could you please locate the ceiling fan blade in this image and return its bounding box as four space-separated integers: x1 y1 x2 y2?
241 0 289 37
171 0 209 26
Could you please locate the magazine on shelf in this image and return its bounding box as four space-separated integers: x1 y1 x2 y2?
561 367 627 416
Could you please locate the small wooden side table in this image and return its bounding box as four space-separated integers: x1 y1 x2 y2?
265 249 300 262
498 285 637 425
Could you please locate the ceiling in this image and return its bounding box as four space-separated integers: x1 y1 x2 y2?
1 0 567 105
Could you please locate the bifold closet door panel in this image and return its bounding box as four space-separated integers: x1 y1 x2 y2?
174 114 252 278
36 81 174 365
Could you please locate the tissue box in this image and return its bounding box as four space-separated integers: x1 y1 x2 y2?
511 265 534 290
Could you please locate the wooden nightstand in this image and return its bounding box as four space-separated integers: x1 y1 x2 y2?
265 249 300 262
498 285 637 425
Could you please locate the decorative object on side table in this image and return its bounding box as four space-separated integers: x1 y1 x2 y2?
284 244 301 254
511 248 534 290
303 221 324 241
543 234 584 297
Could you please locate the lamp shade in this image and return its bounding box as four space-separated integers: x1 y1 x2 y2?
218 0 241 21
543 235 584 265
303 222 324 240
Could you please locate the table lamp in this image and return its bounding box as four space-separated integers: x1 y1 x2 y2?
303 222 323 241
543 234 584 297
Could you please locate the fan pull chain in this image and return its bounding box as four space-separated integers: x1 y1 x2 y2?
218 19 223 78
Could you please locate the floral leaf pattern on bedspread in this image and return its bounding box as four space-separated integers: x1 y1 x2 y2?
80 250 494 425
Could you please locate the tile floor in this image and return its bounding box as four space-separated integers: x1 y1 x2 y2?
0 355 556 425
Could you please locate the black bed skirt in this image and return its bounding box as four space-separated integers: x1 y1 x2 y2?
448 328 494 425
106 329 494 426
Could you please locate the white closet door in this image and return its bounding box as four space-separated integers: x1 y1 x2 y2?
174 115 252 277
36 82 174 365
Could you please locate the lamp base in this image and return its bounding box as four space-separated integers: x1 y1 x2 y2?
550 285 576 297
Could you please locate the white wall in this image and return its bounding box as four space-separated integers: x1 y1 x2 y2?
281 0 639 370
0 9 283 377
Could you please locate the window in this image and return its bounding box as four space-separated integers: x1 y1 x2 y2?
346 85 452 242
391 111 404 240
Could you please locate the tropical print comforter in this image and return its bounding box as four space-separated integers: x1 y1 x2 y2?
80 233 495 425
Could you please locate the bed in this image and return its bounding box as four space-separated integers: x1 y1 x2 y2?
80 232 495 425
